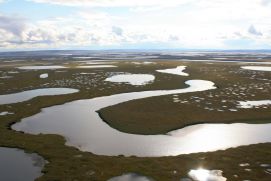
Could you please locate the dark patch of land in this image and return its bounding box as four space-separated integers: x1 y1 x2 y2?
100 61 271 134
0 55 271 181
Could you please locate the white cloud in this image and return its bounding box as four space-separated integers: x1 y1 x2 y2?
188 169 227 181
27 0 271 10
0 15 26 36
112 26 123 36
29 0 193 7
0 12 159 49
248 25 263 36
261 0 271 6
2 0 271 49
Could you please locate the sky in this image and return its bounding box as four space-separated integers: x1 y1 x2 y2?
0 0 271 51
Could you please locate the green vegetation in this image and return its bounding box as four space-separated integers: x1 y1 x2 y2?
100 62 271 134
0 60 270 180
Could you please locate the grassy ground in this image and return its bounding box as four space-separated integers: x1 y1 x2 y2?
99 61 271 134
0 59 271 180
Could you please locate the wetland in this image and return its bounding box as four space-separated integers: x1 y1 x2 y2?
0 51 271 180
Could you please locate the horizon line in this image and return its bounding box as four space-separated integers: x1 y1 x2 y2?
1 48 271 54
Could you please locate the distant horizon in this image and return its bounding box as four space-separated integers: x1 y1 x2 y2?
2 48 271 54
1 0 271 51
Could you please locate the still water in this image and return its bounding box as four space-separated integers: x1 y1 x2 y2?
12 80 271 157
0 88 79 105
0 147 45 181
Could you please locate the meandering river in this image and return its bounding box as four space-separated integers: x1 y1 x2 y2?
12 80 271 157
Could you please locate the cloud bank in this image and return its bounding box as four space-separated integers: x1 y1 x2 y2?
1 0 271 49
29 0 191 7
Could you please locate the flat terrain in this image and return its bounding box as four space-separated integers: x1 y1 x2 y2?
0 54 271 181
99 61 271 134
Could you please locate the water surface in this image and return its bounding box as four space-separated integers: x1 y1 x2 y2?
241 66 271 71
108 173 154 181
0 88 79 105
188 169 226 181
12 80 271 157
40 73 48 78
156 66 188 76
238 100 271 108
0 111 14 116
77 65 117 68
17 66 66 70
0 147 45 181
105 74 155 85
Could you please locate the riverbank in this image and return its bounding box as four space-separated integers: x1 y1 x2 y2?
1 59 271 180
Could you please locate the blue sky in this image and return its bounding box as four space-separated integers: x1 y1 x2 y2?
1 0 271 50
1 1 77 20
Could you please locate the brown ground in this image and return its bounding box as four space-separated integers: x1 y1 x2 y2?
99 61 271 134
0 59 270 181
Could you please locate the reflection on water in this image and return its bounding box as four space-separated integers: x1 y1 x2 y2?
17 65 66 70
76 65 117 68
188 169 227 181
0 88 79 105
0 147 45 181
105 74 155 86
156 66 189 76
12 80 271 157
40 73 49 79
108 173 154 181
238 100 271 108
0 111 13 116
241 66 271 72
